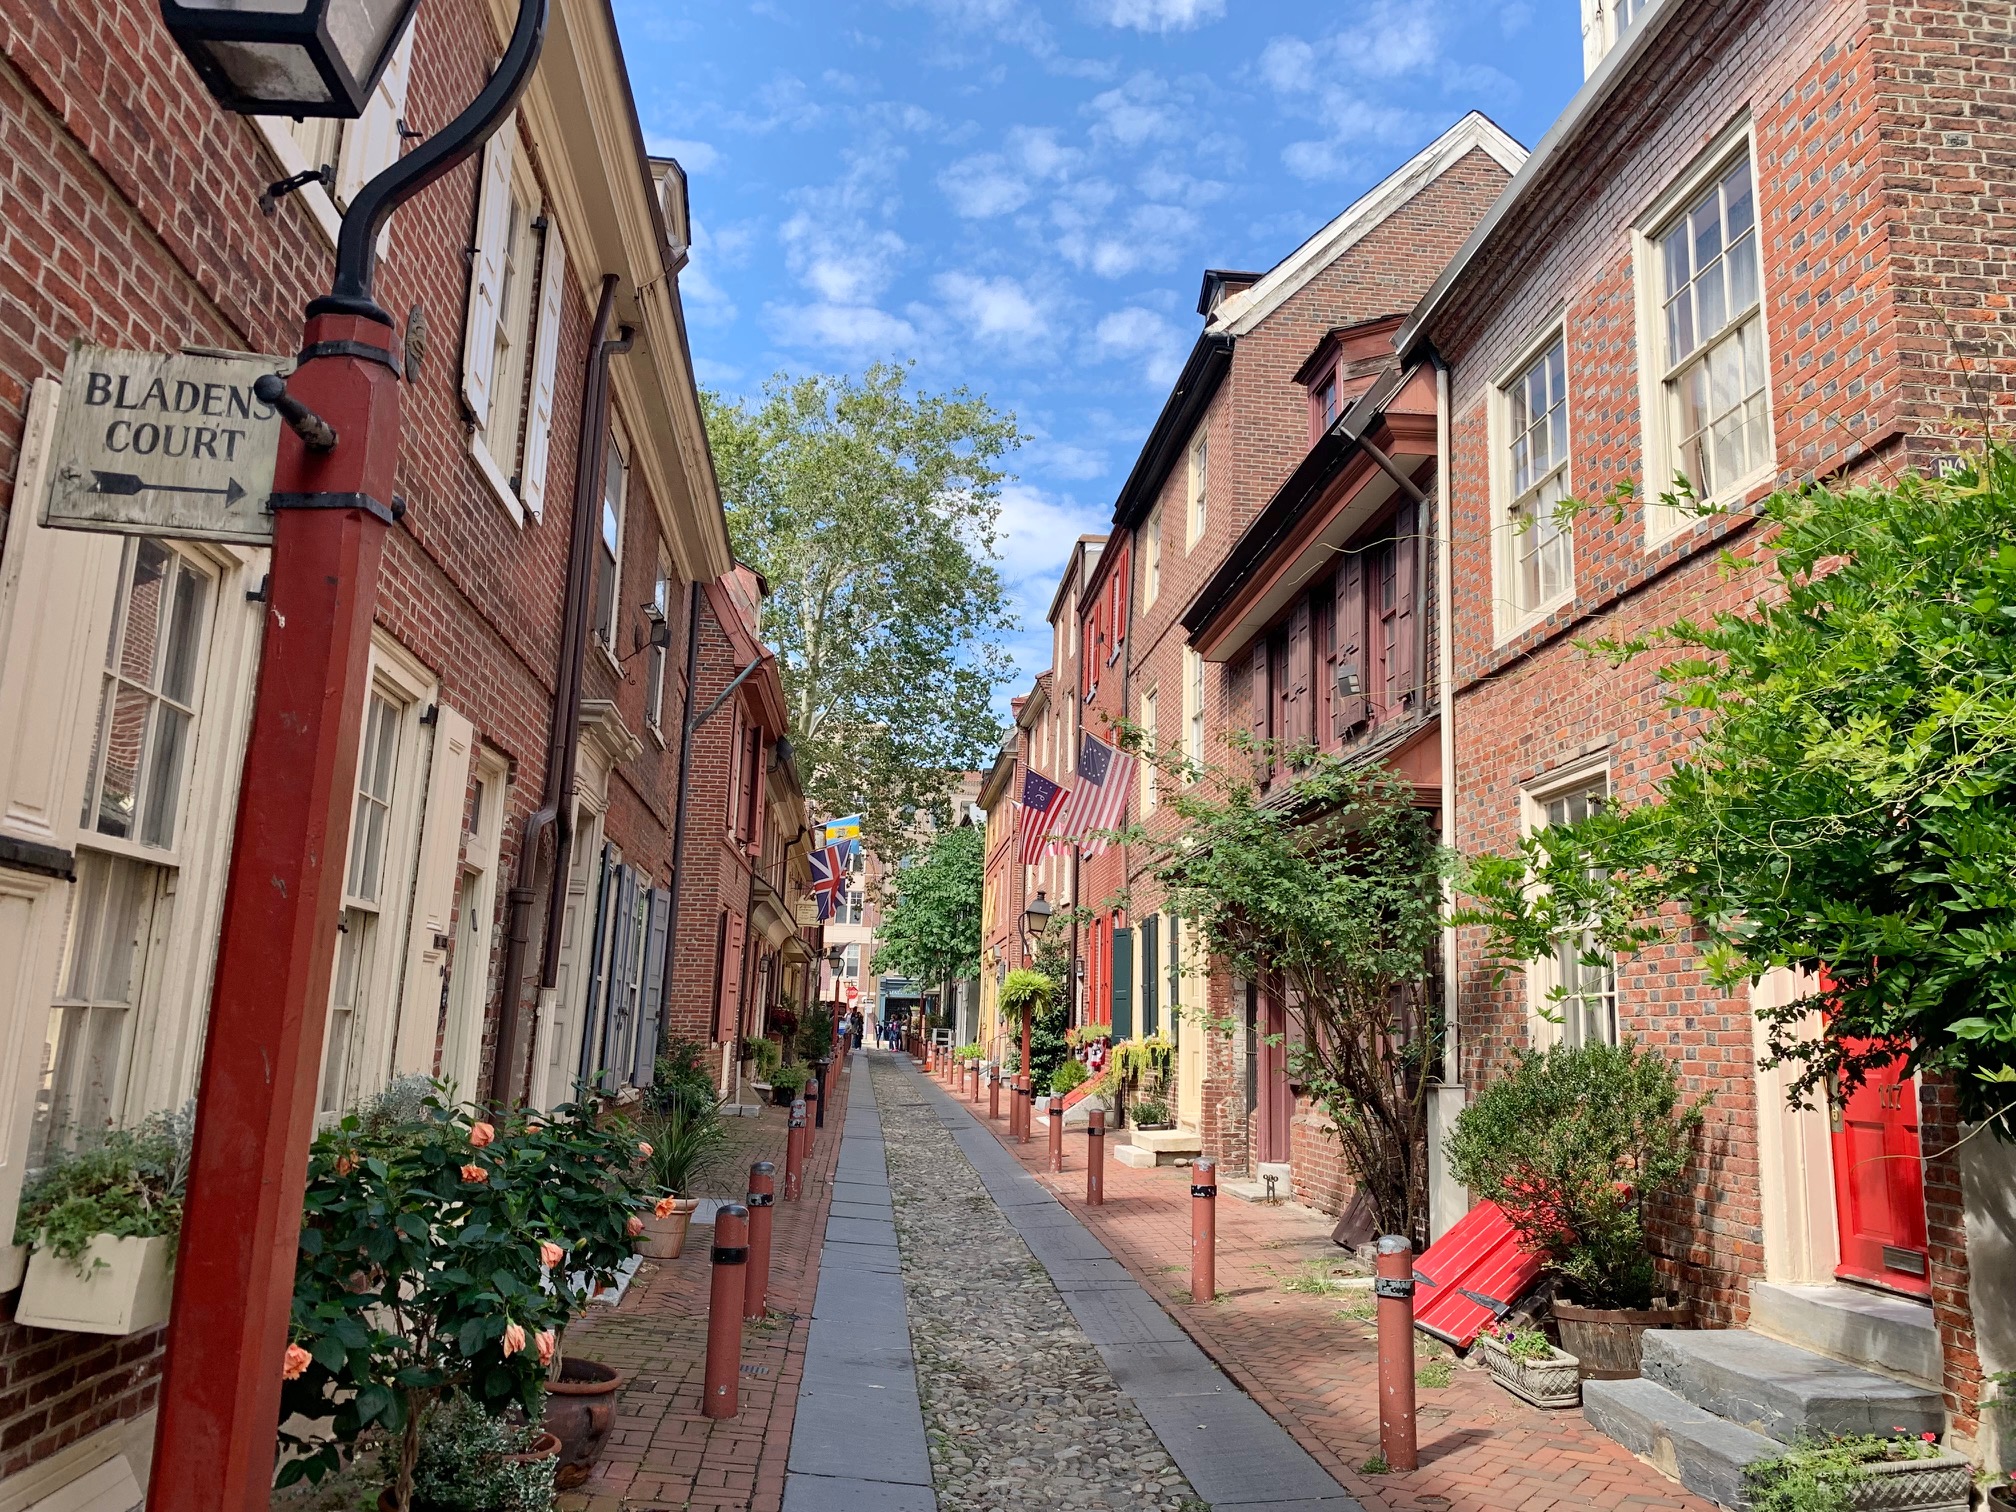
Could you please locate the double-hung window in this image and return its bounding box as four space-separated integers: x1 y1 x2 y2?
592 430 628 653
1142 511 1161 608
323 690 403 1116
462 116 569 522
1503 334 1572 624
1183 647 1205 776
1526 776 1617 1049
36 539 216 1161
1653 154 1768 513
1186 433 1208 545
647 550 673 736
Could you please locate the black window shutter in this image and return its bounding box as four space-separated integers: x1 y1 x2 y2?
1111 927 1134 1041
1140 915 1158 1036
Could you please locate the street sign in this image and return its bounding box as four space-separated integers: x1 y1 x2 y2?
42 344 285 545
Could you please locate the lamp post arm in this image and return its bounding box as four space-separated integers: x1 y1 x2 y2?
317 0 549 320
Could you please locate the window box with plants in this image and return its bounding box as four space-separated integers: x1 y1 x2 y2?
1474 1323 1581 1408
13 1111 190 1336
1445 1040 1704 1378
278 1081 647 1508
1742 1432 1971 1512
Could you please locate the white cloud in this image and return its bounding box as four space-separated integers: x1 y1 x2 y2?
692 355 744 387
1259 3 1453 181
678 216 740 327
1026 438 1107 481
939 125 1081 219
1087 71 1179 148
779 146 909 305
1088 0 1224 31
934 272 1047 347
771 301 921 353
991 483 1108 583
1095 306 1189 385
646 135 721 173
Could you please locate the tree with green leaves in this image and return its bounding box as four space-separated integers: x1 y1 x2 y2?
1461 448 2016 1132
1143 750 1451 1241
871 823 984 997
704 365 1020 854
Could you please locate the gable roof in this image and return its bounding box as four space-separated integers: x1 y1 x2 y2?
1207 111 1527 339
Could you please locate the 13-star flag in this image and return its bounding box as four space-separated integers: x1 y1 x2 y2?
1016 767 1070 865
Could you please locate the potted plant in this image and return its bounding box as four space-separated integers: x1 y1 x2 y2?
1049 1059 1089 1097
768 1063 810 1108
13 1109 191 1335
1989 1480 2015 1511
1129 1097 1175 1132
277 1089 644 1511
395 1391 558 1512
632 1092 728 1260
1475 1322 1581 1408
746 1036 783 1093
1445 1041 1706 1377
1742 1432 1970 1512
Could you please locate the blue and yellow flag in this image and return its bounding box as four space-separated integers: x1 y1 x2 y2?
822 814 863 842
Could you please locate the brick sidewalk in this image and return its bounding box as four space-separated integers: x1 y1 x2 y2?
557 1064 854 1512
953 1076 1713 1512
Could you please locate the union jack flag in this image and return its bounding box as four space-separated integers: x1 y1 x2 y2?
1017 767 1071 866
809 842 852 923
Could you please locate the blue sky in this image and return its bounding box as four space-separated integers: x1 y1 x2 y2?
614 0 1584 707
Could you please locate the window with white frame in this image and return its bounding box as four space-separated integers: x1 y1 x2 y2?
35 539 218 1160
462 116 568 522
1653 154 1768 510
647 548 672 735
1524 775 1617 1048
322 690 403 1115
263 23 415 241
592 430 628 651
1187 433 1209 545
1502 334 1572 623
842 943 861 980
1184 646 1205 774
1140 687 1158 813
1142 511 1161 608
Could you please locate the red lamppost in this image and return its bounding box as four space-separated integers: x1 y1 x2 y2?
147 4 546 1509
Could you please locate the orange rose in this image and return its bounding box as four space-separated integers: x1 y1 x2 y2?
333 1153 355 1177
469 1121 497 1148
626 1214 645 1237
460 1164 488 1184
654 1195 678 1219
501 1321 526 1358
637 1141 653 1158
536 1328 557 1366
539 1240 565 1269
282 1343 311 1381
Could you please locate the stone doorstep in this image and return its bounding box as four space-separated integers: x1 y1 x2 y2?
1747 1281 1943 1389
1639 1328 1946 1444
1128 1129 1202 1156
1583 1375 1784 1510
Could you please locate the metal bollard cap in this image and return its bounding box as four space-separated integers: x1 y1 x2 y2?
751 1160 776 1175
1376 1233 1411 1254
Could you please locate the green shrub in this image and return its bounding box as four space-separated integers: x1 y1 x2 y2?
1131 1097 1171 1126
1050 1059 1088 1096
646 1041 719 1117
1743 1434 1941 1512
770 1063 811 1093
796 1006 834 1062
1445 1041 1705 1309
16 1110 192 1268
408 1392 555 1512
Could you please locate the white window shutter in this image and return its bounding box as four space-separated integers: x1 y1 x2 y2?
518 222 566 521
460 120 516 425
334 24 416 210
391 705 474 1077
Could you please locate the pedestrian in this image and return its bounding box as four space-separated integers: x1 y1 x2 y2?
850 1009 865 1051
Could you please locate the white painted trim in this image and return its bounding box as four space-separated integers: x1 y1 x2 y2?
1489 322 1577 645
1210 112 1527 338
469 431 525 526
1516 753 1613 1046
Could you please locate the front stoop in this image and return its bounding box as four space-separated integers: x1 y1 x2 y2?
1748 1282 1942 1389
1583 1326 1953 1510
1112 1129 1201 1169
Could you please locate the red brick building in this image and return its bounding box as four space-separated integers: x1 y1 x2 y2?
0 0 795 1501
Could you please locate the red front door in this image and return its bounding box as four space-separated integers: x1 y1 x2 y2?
1830 1051 1931 1297
1257 988 1293 1165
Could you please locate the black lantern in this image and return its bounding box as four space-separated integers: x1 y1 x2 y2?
159 0 422 117
1022 890 1053 940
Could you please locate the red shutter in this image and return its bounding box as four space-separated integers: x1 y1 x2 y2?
1394 501 1420 710
1333 555 1371 738
1286 600 1313 750
1249 640 1270 775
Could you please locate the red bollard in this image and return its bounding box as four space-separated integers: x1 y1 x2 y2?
1086 1107 1105 1204
1017 1075 1033 1145
745 1161 775 1322
703 1203 750 1419
803 1074 820 1153
1190 1157 1217 1305
1376 1234 1419 1470
989 1065 1002 1121
971 1060 981 1103
1048 1095 1065 1172
783 1098 807 1200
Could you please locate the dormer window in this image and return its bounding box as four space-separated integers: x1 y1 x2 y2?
1314 370 1340 433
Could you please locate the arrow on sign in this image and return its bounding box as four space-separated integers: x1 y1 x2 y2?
92 470 246 508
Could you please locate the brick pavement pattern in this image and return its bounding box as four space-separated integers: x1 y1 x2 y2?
557 1067 852 1512
981 1109 1717 1512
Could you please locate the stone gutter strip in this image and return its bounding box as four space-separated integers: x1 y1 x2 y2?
896 1055 1365 1511
784 1050 937 1511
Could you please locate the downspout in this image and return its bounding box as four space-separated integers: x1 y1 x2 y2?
1429 351 1458 1081
660 579 704 1075
487 275 632 1102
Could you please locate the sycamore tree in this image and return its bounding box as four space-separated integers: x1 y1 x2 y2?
704 366 1019 853
1461 447 2016 1132
870 822 984 998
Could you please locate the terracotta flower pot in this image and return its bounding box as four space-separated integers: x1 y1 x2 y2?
540 1357 624 1489
636 1198 700 1259
1553 1299 1693 1380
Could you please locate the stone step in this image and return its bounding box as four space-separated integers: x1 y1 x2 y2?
1748 1281 1942 1388
1640 1328 1945 1444
1583 1376 1780 1509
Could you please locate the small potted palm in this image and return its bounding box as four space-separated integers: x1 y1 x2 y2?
14 1108 192 1335
633 1074 728 1260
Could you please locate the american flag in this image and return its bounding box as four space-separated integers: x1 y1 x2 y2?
1058 732 1136 858
1017 767 1071 866
809 842 851 923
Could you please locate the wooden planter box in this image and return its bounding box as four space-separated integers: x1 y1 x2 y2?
16 1234 174 1335
1475 1331 1582 1408
1554 1299 1693 1379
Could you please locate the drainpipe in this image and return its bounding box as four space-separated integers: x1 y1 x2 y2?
659 578 704 1067
488 276 633 1103
1429 351 1458 1083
